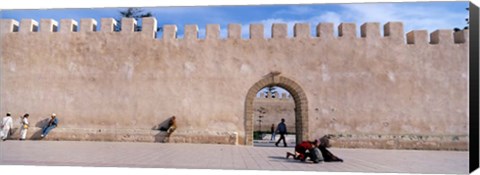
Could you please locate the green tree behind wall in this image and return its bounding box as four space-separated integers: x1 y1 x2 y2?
454 7 469 32
116 8 162 32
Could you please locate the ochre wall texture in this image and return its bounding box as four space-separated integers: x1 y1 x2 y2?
0 17 469 150
253 92 295 133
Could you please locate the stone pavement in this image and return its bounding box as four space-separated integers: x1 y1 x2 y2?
0 140 469 174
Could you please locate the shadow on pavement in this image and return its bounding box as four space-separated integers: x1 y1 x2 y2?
30 118 50 140
268 156 286 160
268 156 311 164
253 143 294 148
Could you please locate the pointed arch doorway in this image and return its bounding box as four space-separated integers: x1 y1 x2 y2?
244 73 309 146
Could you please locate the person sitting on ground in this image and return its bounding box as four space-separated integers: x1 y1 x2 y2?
318 135 343 162
41 113 59 138
1 112 14 141
286 139 322 163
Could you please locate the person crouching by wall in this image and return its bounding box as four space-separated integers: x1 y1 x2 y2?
19 113 29 140
163 116 177 143
1 112 14 141
286 139 323 163
318 135 343 162
41 113 58 138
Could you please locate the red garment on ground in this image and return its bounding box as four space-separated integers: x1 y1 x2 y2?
294 141 314 160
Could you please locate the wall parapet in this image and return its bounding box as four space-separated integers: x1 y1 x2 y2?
59 19 78 32
0 18 469 44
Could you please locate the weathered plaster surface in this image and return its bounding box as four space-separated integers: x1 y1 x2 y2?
0 18 469 149
253 93 296 133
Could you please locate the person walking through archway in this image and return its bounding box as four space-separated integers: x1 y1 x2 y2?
275 118 287 147
270 123 276 141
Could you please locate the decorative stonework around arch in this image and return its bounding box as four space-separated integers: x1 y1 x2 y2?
244 73 309 146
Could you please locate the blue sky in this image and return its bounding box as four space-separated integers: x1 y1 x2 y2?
0 1 469 39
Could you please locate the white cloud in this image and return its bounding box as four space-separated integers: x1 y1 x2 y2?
163 3 468 39
273 6 315 16
150 7 215 16
237 3 467 39
310 11 343 24
339 3 466 33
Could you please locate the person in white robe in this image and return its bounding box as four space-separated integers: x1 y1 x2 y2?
1 112 14 141
20 113 29 140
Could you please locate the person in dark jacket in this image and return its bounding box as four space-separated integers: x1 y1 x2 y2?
318 135 343 162
163 116 177 142
166 116 177 135
275 118 287 147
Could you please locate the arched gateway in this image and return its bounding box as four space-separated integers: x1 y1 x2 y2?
244 73 309 145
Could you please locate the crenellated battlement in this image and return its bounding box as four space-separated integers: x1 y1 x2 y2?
0 17 470 44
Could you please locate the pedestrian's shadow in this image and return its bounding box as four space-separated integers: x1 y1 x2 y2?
30 118 49 140
152 118 171 143
268 156 310 164
10 128 19 137
253 143 276 147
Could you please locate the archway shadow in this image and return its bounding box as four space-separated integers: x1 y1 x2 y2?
152 118 172 143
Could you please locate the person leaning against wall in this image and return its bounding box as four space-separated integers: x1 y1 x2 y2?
41 113 59 138
163 116 177 143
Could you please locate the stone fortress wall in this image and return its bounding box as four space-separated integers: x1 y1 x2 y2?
0 17 469 150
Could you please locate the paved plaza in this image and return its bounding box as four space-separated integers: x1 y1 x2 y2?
0 140 469 174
